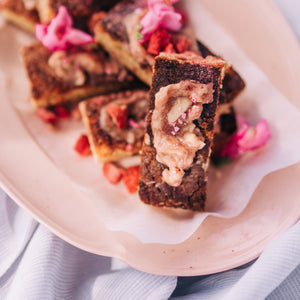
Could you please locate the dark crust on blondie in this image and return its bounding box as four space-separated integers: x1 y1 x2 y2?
100 0 147 43
80 90 148 161
20 43 141 107
0 0 39 24
197 41 245 105
139 53 225 211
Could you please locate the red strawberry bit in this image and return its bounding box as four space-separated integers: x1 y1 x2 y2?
163 43 176 53
54 106 69 118
106 103 128 129
147 29 170 56
123 165 140 194
103 162 124 184
36 108 58 123
175 36 191 53
73 134 91 156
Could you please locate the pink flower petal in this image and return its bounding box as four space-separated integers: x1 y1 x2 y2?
35 5 94 51
160 10 182 31
140 11 161 41
255 120 271 145
45 6 73 43
53 6 73 29
39 30 68 51
221 116 271 159
128 118 141 128
238 120 271 151
35 24 47 41
220 138 240 159
64 28 94 45
235 116 249 139
139 0 182 42
150 1 169 14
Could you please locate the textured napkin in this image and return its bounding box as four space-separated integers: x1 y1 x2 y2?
0 189 299 299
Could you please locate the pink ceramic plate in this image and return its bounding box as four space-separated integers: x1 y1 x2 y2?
0 0 300 276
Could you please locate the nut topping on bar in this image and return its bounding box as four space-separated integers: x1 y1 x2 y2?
48 51 102 86
48 48 129 86
152 80 212 186
99 90 148 145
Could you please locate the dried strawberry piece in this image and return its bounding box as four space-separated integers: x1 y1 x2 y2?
147 29 170 56
163 43 176 53
54 106 69 118
103 162 124 184
73 134 91 156
36 108 58 123
106 103 128 129
175 36 191 53
123 165 140 193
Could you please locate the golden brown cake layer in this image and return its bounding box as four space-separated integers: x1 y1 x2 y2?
79 90 149 162
21 43 142 107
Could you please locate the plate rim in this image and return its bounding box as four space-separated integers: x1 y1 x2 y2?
1 0 300 276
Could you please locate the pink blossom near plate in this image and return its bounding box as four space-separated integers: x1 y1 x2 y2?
0 0 300 276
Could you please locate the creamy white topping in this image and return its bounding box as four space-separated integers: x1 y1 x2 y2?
152 80 214 186
48 50 128 86
144 133 151 146
99 90 148 144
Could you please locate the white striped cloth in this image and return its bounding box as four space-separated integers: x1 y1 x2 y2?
0 188 300 300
